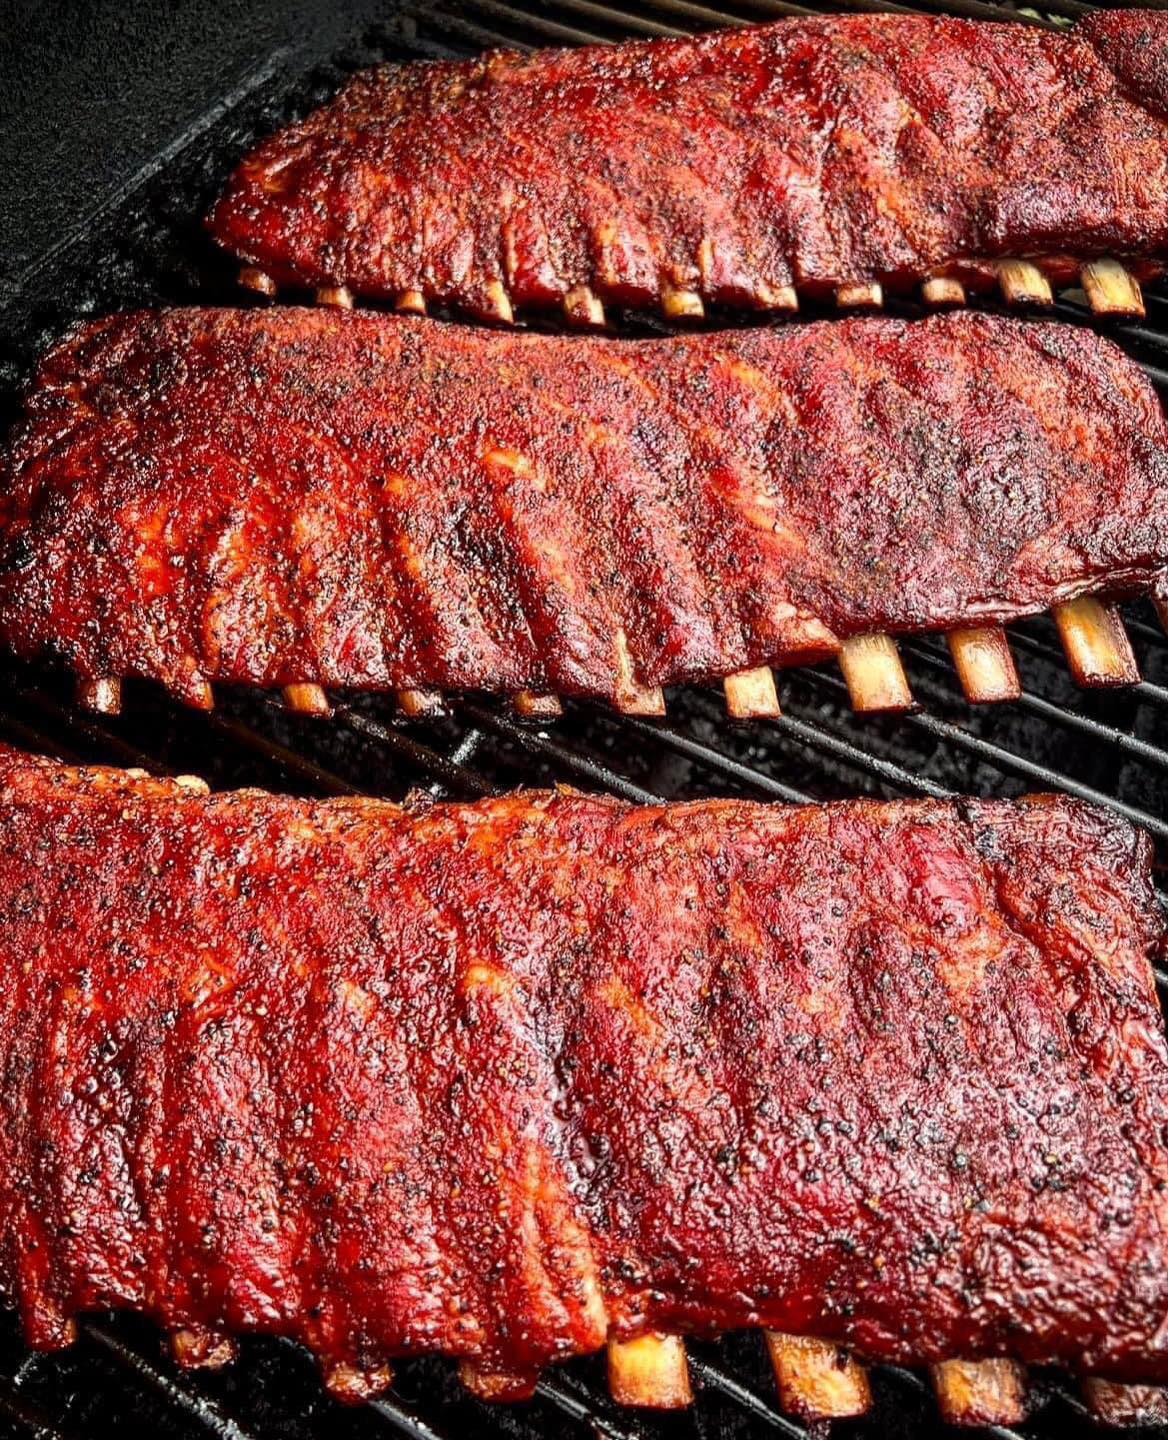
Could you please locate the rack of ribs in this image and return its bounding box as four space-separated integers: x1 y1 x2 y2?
0 746 1165 1427
2 305 1165 720
207 11 1168 324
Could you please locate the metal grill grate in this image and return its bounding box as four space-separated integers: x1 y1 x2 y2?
3 0 1168 1435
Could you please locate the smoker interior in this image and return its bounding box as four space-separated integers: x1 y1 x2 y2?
4 0 1168 1436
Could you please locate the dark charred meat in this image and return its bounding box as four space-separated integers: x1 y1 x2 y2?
206 12 1168 314
0 748 1166 1396
2 306 1168 707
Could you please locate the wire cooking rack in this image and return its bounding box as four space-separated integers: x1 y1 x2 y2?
3 0 1168 1436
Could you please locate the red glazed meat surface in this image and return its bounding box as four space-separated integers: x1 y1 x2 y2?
0 749 1167 1393
207 12 1168 312
2 306 1167 705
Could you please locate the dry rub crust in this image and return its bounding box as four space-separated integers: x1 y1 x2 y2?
2 307 1168 703
0 746 1166 1387
208 12 1168 309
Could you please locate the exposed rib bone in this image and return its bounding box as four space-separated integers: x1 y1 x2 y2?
483 280 515 324
757 281 798 311
723 667 780 718
283 683 332 716
1082 1378 1168 1427
76 676 123 716
662 284 705 321
1053 597 1139 687
931 1359 1028 1426
946 626 1021 703
170 1326 238 1370
183 677 215 712
174 775 211 796
564 285 607 328
922 276 966 306
459 1360 539 1401
513 690 564 719
607 1335 693 1409
397 688 444 717
238 265 277 297
838 634 913 713
836 282 883 309
997 260 1053 306
1081 259 1145 318
765 1333 872 1420
395 289 428 316
322 1360 394 1402
614 629 666 716
314 284 354 309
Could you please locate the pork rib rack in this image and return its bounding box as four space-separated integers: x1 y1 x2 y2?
207 12 1168 323
2 306 1167 721
0 747 1166 1427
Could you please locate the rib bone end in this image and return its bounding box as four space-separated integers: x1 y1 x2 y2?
1082 1377 1168 1427
397 688 445 718
946 626 1021 703
663 284 705 321
724 667 780 719
922 276 967 306
607 1334 693 1409
564 285 607 328
314 285 354 309
170 1326 238 1371
180 676 215 712
614 628 666 715
323 1360 394 1404
174 775 211 796
997 259 1053 306
839 634 913 713
483 280 515 324
1053 597 1139 687
459 1360 540 1402
931 1359 1028 1426
765 1332 872 1420
76 675 123 716
1081 259 1145 318
836 282 884 309
514 690 564 719
238 265 277 297
283 683 332 717
757 281 798 311
395 289 428 316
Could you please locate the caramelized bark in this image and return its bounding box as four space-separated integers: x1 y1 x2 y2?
0 749 1167 1386
3 307 1168 706
207 13 1168 309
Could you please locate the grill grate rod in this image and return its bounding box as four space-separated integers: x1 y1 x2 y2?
366 1396 452 1440
0 1378 73 1440
459 699 662 802
533 1373 650 1440
339 708 497 796
82 1323 258 1440
404 3 608 46
688 1355 807 1437
901 637 1168 774
803 667 1168 839
1007 627 1168 712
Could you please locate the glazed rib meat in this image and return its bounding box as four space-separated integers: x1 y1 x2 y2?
0 747 1166 1394
206 11 1168 313
2 306 1168 707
